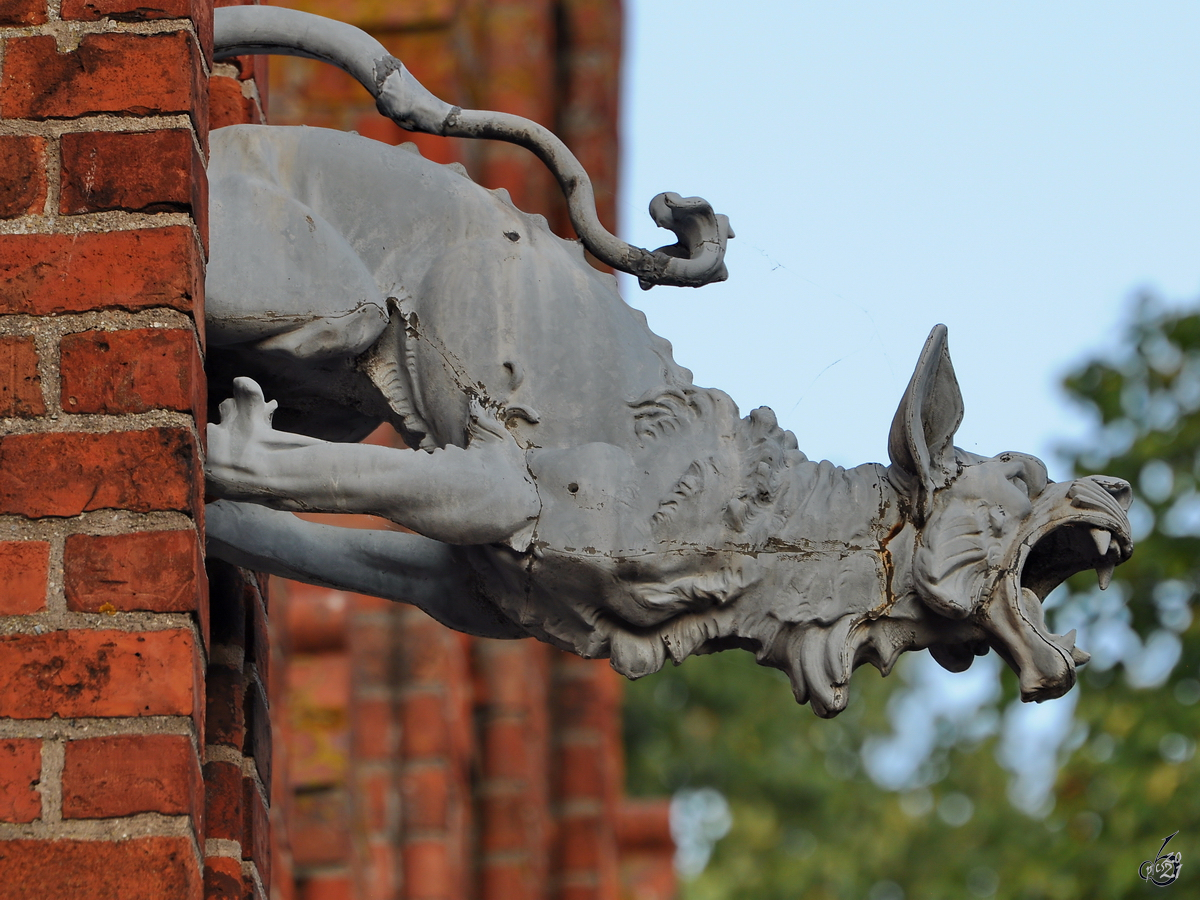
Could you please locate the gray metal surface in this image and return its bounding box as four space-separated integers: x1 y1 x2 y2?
205 9 1133 716
214 5 731 290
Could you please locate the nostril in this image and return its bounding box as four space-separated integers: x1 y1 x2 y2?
1093 476 1134 511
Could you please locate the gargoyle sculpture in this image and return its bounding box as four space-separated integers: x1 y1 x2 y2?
205 7 1133 717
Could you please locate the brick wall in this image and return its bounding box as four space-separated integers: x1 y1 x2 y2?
203 561 276 900
0 0 212 894
203 6 276 899
0 0 277 894
263 3 676 900
276 578 675 900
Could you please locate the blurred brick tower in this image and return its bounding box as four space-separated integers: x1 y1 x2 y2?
258 2 677 899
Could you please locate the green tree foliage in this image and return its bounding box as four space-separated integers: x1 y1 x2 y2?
624 295 1199 899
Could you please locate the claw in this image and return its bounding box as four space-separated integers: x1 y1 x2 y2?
226 377 278 424
217 396 238 422
801 629 837 716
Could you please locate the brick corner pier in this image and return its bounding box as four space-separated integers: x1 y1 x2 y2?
0 0 270 895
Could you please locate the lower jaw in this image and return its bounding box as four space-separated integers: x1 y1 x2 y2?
985 584 1078 702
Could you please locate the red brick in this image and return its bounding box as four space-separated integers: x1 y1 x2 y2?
287 654 350 787
401 616 462 686
0 837 202 899
615 799 672 849
285 581 347 653
348 590 392 614
553 668 617 731
0 428 199 518
212 3 255 74
558 815 605 872
400 692 448 758
0 335 44 417
61 0 213 62
614 852 675 900
210 74 262 129
362 840 398 900
268 800 294 900
279 0 457 31
211 2 269 89
558 887 606 900
62 733 201 820
479 862 533 900
247 867 268 900
400 765 448 831
0 739 41 823
0 228 202 317
61 328 203 415
556 741 605 800
480 718 532 780
0 541 50 615
243 775 270 887
290 789 350 867
64 530 202 613
0 136 46 219
248 53 269 103
206 664 246 749
253 54 269 122
356 769 392 832
0 628 199 719
300 873 353 900
402 840 449 900
246 582 270 692
554 0 621 238
61 0 191 19
351 697 393 760
203 759 243 841
60 130 207 240
350 614 394 685
473 640 540 707
0 0 46 25
244 673 272 790
0 32 205 131
203 856 244 900
478 792 533 854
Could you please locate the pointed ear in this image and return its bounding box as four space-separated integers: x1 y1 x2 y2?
888 325 964 517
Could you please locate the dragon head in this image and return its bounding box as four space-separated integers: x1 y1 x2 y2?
890 325 1133 702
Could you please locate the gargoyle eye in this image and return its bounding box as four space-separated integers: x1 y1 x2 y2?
675 459 706 497
997 452 1048 497
652 459 710 525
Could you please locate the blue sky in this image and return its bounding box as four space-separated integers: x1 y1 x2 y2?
619 1 1200 479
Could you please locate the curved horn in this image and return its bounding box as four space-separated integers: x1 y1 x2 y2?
213 5 732 289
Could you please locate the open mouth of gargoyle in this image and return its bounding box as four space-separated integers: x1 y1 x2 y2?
1020 520 1127 600
985 476 1133 702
